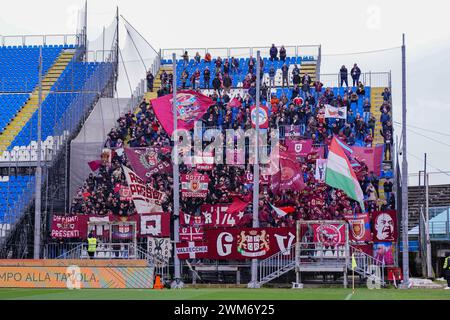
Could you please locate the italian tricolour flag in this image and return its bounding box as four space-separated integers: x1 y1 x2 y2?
325 137 365 211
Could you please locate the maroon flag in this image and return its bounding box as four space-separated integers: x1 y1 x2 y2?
279 150 305 191
351 145 384 176
312 223 346 246
228 98 242 108
139 213 170 237
181 171 210 198
372 210 397 242
226 196 250 214
179 226 204 242
344 213 372 242
88 160 102 172
206 227 296 260
125 147 172 182
150 90 213 136
176 241 208 259
180 212 205 226
285 139 313 158
51 215 89 239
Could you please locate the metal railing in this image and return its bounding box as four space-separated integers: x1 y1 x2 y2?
258 243 296 285
0 34 79 47
319 72 391 88
296 243 348 267
161 45 321 61
350 245 385 285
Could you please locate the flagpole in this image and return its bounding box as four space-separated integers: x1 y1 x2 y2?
171 53 183 288
352 268 355 294
248 51 261 289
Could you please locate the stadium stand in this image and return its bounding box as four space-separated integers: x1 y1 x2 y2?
0 32 117 249
0 175 35 223
0 94 30 133
71 47 395 222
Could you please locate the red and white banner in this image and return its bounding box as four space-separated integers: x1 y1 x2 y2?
324 104 347 119
179 226 204 242
250 105 269 129
150 90 213 136
344 213 371 242
181 171 210 198
372 210 397 242
206 227 296 260
125 147 172 182
312 223 346 246
139 213 170 237
285 139 313 158
50 215 89 239
200 204 244 227
180 212 205 226
175 241 208 259
122 166 164 214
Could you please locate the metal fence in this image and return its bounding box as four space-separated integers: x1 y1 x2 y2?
319 72 391 88
161 45 321 61
0 34 79 47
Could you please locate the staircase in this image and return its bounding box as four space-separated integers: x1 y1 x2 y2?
349 245 386 286
0 50 75 153
258 244 296 285
143 64 173 107
369 87 385 145
257 243 385 287
299 61 317 83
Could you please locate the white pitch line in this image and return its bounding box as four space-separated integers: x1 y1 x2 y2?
345 293 353 300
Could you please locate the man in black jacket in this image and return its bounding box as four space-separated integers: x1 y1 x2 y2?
340 65 348 87
270 44 278 61
351 63 361 87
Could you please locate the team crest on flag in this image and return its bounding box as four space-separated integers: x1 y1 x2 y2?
237 230 270 258
140 149 158 168
172 92 203 123
181 171 210 198
250 105 269 129
313 224 345 246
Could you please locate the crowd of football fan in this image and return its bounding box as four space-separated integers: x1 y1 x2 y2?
71 45 395 229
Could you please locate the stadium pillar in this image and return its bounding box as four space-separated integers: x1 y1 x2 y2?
400 33 410 289
171 53 184 288
424 154 433 278
248 51 261 289
34 47 43 259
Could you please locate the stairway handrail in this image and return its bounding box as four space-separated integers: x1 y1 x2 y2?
258 243 296 284
349 244 385 284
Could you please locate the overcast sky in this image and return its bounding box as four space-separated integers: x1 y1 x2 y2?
2 0 450 185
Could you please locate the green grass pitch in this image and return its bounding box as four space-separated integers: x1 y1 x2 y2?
0 288 449 300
